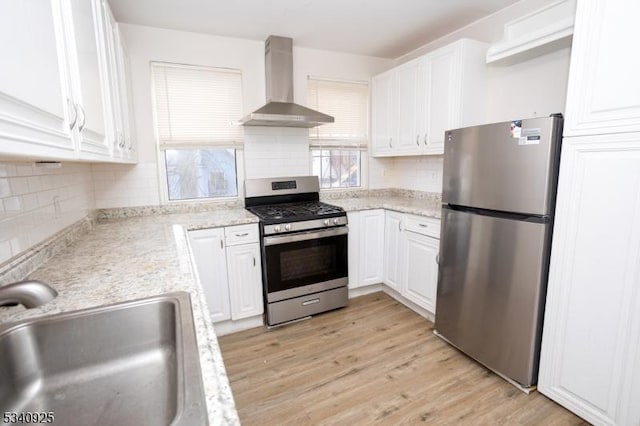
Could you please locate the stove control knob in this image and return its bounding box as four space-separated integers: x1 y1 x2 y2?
285 224 291 231
323 219 330 226
333 218 339 225
274 225 281 232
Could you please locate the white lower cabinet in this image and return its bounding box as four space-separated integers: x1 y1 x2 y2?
358 209 385 286
188 228 231 322
383 211 403 291
350 208 440 316
188 224 263 324
401 230 439 313
538 133 640 425
347 211 361 289
226 243 263 320
382 212 440 315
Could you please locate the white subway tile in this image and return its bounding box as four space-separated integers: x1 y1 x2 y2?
0 178 13 198
0 240 11 264
15 163 34 177
3 196 23 213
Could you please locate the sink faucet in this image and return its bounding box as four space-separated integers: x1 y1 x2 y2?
0 280 58 308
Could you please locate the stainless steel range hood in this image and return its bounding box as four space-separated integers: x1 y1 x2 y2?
239 36 334 128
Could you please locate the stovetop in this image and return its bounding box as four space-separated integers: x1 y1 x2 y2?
247 201 345 224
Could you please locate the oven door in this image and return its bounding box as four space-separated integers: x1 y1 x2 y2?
263 226 348 302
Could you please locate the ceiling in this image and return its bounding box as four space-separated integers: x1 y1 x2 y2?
109 0 520 58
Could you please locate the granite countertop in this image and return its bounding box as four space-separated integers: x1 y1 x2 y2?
328 196 442 219
0 208 258 426
0 193 441 424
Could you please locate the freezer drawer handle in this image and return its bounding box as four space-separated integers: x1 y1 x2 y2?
302 298 320 306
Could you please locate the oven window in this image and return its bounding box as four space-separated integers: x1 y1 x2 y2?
264 233 348 294
280 245 336 281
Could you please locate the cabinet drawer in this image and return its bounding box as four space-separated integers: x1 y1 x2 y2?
225 224 259 246
403 215 440 238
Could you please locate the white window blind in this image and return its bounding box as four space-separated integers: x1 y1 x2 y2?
307 77 369 149
151 62 243 149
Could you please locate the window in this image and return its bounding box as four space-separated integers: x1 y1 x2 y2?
308 77 368 189
151 62 243 201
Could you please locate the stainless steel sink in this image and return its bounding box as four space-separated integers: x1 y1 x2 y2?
0 292 208 426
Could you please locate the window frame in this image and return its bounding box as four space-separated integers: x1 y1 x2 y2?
150 61 245 203
309 148 368 190
307 76 370 190
157 148 245 203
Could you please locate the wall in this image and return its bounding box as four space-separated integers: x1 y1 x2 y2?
383 0 572 192
93 24 392 207
0 162 94 266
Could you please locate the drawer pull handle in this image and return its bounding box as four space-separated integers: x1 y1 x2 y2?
302 298 320 306
436 254 440 264
235 232 249 237
419 223 428 227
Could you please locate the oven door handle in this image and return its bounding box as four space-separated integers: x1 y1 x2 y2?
263 226 348 246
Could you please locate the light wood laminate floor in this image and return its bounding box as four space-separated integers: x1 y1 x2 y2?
218 292 585 425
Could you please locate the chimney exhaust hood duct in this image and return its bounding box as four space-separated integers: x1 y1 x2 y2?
239 36 334 128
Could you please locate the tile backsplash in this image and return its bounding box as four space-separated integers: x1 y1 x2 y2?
92 162 160 208
0 162 94 267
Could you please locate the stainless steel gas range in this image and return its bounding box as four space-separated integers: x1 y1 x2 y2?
245 176 349 326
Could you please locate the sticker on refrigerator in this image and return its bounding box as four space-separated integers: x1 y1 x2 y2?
510 120 522 138
518 135 541 145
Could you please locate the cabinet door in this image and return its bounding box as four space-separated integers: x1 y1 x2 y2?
188 229 231 323
100 1 135 162
424 45 458 154
358 209 385 286
114 27 136 161
395 59 422 155
564 0 640 136
538 133 640 425
402 231 439 313
371 71 395 156
0 0 76 158
100 0 122 158
227 243 264 320
347 211 360 289
383 211 403 291
63 0 110 157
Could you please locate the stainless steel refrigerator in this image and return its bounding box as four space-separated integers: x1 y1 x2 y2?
434 115 563 390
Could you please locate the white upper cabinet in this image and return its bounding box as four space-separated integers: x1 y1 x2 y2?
395 58 424 155
424 44 457 154
371 70 395 155
372 38 487 157
0 0 135 163
101 0 136 162
0 0 76 159
563 0 640 136
63 0 110 157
